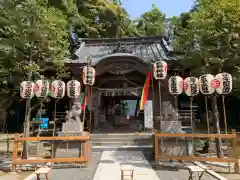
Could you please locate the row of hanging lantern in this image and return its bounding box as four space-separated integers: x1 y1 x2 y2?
151 60 232 95
168 73 232 96
20 67 96 99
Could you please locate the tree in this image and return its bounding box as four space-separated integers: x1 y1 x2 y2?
135 4 166 36
0 0 69 83
171 0 240 157
0 0 70 120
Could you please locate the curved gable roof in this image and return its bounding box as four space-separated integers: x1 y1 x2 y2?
67 36 176 64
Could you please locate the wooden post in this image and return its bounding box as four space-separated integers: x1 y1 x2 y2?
232 129 239 173
85 141 90 162
11 134 19 172
154 130 159 162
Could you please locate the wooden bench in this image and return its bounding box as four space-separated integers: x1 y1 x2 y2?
187 165 205 180
35 167 52 180
194 162 228 180
120 165 134 180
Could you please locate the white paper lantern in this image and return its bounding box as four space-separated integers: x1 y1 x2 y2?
82 66 96 86
67 80 81 98
183 77 199 96
20 81 34 99
215 73 232 94
34 80 49 98
199 74 215 95
168 76 183 95
153 61 168 80
50 80 65 98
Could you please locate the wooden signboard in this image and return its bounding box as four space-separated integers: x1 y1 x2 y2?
144 100 153 129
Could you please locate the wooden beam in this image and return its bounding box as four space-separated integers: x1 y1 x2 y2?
97 75 144 86
15 136 90 141
12 157 87 164
154 133 236 139
159 156 234 163
231 129 239 173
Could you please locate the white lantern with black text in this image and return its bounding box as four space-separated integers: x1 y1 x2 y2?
215 73 232 95
50 80 65 98
183 77 199 96
20 81 35 99
199 74 215 95
67 80 81 98
34 80 49 98
168 76 183 95
82 66 96 86
153 61 168 80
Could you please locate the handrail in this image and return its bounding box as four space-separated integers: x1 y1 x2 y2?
153 129 239 173
11 133 91 172
15 135 90 141
154 132 236 139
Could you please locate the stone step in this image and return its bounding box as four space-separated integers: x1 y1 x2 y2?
92 145 153 152
91 133 153 139
92 141 151 147
91 137 152 142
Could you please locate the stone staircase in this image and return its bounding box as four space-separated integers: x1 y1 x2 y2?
91 133 153 152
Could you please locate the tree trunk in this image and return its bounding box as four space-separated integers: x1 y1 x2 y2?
22 101 31 159
211 95 224 157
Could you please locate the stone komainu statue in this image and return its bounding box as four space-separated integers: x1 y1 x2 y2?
62 103 82 133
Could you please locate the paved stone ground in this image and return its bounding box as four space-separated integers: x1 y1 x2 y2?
50 152 102 180
93 151 159 180
143 152 217 180
0 151 239 180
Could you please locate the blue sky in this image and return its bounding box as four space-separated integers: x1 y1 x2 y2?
123 0 195 18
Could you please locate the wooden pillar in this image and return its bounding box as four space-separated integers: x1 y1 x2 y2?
11 134 19 172
232 129 239 173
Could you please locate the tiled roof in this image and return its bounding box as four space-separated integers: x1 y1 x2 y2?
67 36 176 65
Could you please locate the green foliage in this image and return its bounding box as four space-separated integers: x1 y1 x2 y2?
0 0 68 72
0 0 166 107
135 4 166 36
171 0 240 93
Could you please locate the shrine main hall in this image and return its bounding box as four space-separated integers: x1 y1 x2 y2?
64 36 184 133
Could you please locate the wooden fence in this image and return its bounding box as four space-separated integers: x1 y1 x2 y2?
154 129 239 173
11 134 91 172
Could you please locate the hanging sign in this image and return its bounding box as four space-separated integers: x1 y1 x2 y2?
215 73 232 94
20 81 35 99
153 61 168 80
82 66 96 86
183 77 199 96
199 74 215 95
168 76 183 95
50 80 65 98
34 80 49 98
67 80 81 98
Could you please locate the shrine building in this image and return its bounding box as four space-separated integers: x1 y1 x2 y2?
65 36 186 133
